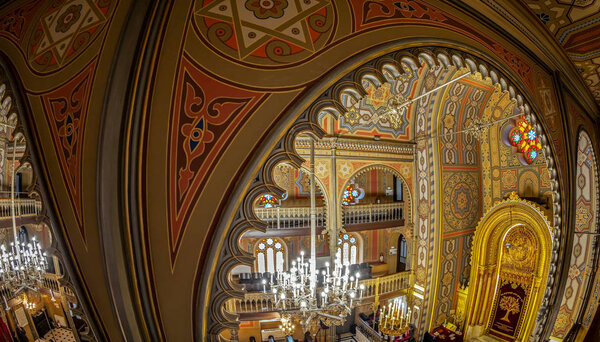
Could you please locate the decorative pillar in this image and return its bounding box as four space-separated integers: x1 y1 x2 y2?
310 138 316 276
59 286 81 342
329 139 338 266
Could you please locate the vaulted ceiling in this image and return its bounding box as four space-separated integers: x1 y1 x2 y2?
520 0 600 103
0 0 598 341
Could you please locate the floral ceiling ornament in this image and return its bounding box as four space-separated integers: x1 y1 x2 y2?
56 4 82 33
245 0 288 19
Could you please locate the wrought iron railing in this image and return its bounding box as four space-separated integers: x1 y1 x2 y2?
342 202 403 226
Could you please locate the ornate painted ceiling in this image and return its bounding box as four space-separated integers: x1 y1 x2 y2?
521 0 600 102
0 0 597 341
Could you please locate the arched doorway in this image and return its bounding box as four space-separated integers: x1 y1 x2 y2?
464 193 552 341
397 234 407 272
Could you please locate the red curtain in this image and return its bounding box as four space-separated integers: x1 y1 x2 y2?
0 317 12 342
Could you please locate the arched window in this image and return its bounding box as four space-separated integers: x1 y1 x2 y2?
255 238 285 273
337 233 359 266
18 226 29 244
397 234 407 272
257 194 279 208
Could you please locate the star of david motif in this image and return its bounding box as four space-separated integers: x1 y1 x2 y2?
196 0 329 59
31 0 106 64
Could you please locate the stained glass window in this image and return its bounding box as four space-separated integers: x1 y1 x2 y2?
342 182 365 206
257 194 279 208
337 233 359 266
255 237 285 273
508 115 542 164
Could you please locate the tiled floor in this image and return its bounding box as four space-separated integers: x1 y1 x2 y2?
34 327 76 342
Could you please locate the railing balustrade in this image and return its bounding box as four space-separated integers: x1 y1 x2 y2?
225 271 412 314
254 202 404 230
356 316 384 342
342 202 403 226
0 198 42 219
0 273 63 301
254 206 326 230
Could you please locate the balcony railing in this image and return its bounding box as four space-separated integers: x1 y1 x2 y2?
0 273 61 300
0 198 42 219
254 202 404 231
254 206 326 229
342 202 403 226
356 316 384 342
225 271 412 314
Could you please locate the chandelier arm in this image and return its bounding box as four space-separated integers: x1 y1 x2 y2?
0 122 15 129
414 111 524 141
10 137 19 256
398 72 472 110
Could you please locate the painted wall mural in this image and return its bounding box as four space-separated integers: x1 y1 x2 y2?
522 0 600 103
552 131 599 338
339 67 419 140
0 0 590 340
167 54 267 262
40 58 97 242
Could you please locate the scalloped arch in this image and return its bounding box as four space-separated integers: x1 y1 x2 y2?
200 45 564 341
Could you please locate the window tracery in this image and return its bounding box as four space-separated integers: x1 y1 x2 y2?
255 238 285 273
257 194 279 208
337 233 359 266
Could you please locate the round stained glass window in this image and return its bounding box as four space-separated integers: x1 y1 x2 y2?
275 242 282 249
527 130 536 140
266 238 274 245
349 237 356 243
343 234 349 240
258 243 266 250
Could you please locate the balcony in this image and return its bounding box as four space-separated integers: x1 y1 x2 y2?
246 206 327 237
248 202 404 237
0 197 42 227
342 202 404 231
225 270 412 316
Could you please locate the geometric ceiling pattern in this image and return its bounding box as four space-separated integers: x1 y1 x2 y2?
521 0 600 103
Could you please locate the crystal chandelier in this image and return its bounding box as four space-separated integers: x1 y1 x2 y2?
0 136 47 293
0 238 47 293
267 250 364 329
264 138 364 331
378 298 412 337
279 315 295 336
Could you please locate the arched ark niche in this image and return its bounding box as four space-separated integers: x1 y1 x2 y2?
552 130 599 340
464 193 553 341
198 46 563 341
